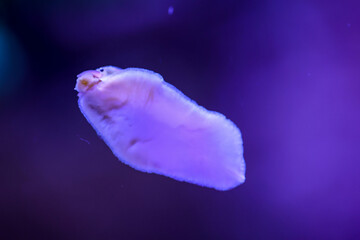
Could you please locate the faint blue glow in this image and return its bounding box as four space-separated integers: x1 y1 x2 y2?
0 23 25 97
0 31 5 69
168 6 174 15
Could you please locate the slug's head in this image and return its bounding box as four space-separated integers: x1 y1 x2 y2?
75 70 102 93
75 66 122 93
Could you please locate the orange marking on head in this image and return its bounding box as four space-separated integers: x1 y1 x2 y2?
80 79 89 86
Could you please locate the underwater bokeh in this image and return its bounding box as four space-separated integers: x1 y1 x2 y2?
1 0 360 239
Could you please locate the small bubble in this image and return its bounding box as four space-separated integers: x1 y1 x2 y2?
168 6 174 15
347 23 351 28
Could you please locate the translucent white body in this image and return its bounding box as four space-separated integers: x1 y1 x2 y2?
75 66 245 190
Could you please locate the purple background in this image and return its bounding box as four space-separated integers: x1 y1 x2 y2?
1 0 360 239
